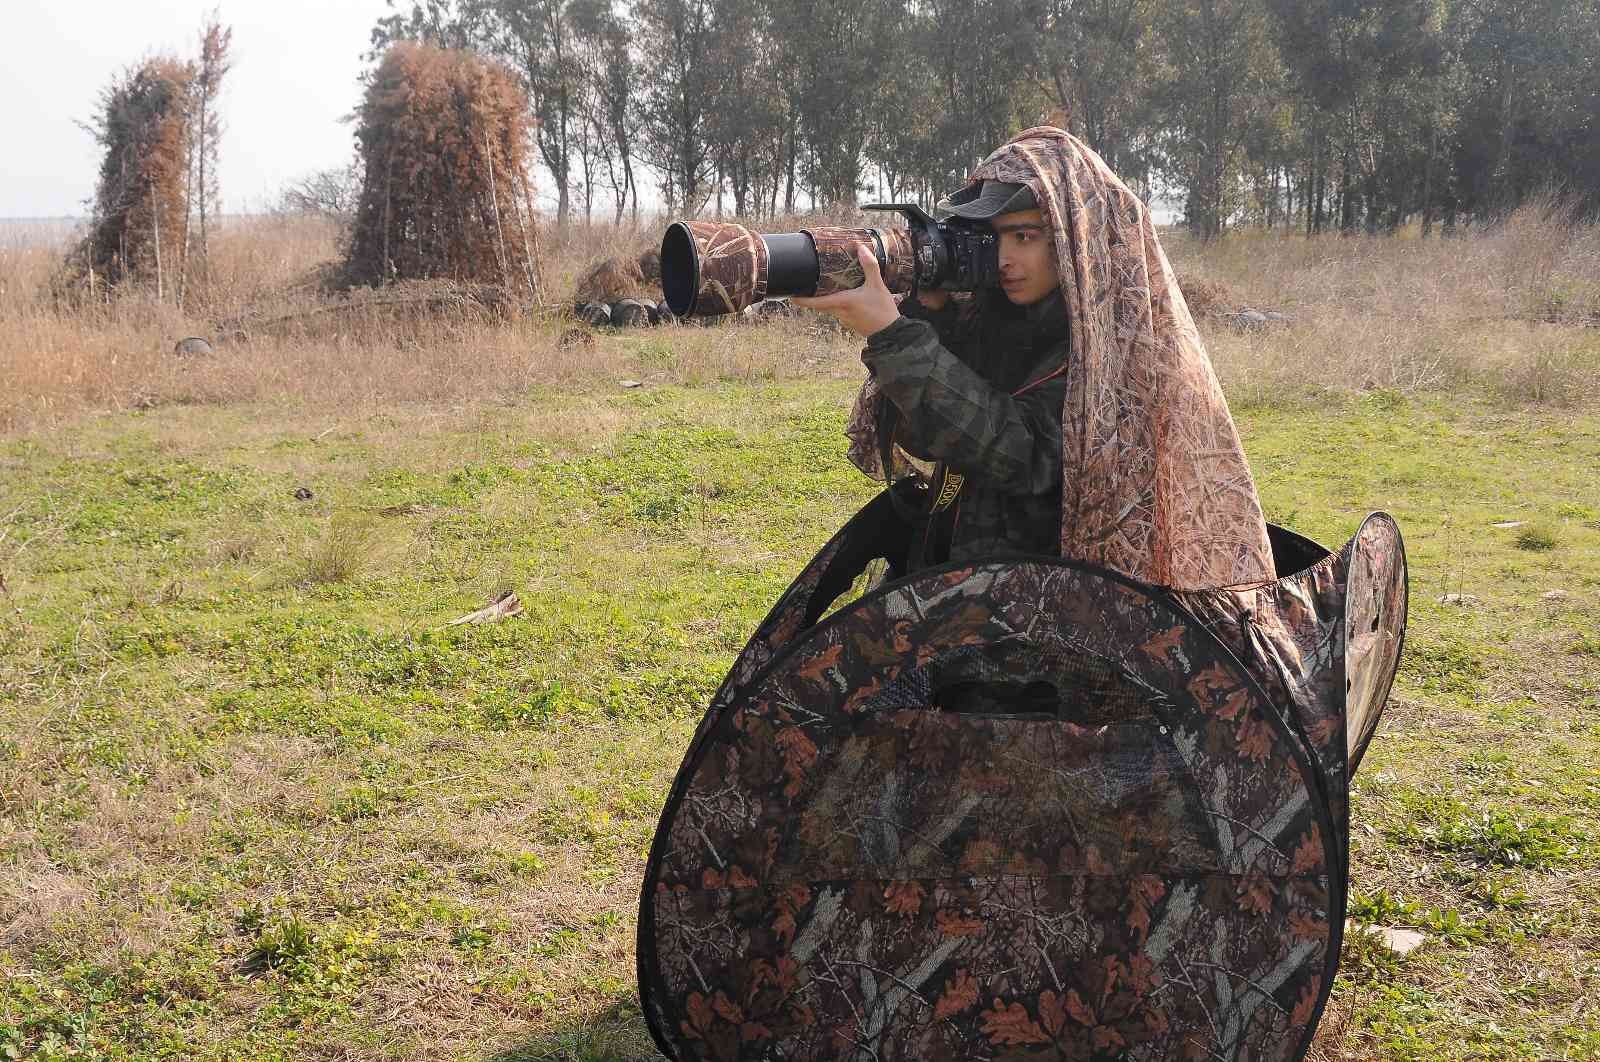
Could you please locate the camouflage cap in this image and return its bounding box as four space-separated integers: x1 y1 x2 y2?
935 179 1037 220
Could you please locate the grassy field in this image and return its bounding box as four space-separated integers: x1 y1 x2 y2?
1 365 1596 1059
3 206 1599 1058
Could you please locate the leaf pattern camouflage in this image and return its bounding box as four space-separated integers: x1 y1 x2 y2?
640 496 1407 1062
678 221 771 317
809 226 917 297
846 127 1274 591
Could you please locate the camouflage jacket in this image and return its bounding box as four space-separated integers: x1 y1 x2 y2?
861 289 1070 568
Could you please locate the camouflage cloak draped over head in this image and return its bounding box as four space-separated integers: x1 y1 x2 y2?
846 127 1275 591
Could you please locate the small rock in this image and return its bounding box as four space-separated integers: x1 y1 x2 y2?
1491 520 1526 529
1344 921 1427 955
293 486 314 501
619 379 643 389
173 336 214 357
1541 589 1569 602
1436 593 1479 606
1372 926 1427 955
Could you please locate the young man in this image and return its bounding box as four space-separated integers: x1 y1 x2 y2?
799 127 1276 591
794 180 1069 568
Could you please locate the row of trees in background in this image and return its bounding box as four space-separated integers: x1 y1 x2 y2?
72 15 233 300
367 0 1600 235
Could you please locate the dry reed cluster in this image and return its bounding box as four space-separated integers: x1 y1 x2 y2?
1177 197 1600 409
3 199 1597 434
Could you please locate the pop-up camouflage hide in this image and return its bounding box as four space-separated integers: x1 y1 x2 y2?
639 491 1406 1061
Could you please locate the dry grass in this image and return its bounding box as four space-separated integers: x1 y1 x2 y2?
5 201 1599 435
1167 196 1600 406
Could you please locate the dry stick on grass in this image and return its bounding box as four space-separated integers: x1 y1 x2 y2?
447 590 523 626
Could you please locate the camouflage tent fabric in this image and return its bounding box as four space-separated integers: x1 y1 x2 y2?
639 496 1407 1061
846 126 1274 591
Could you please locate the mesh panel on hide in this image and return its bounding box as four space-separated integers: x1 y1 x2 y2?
857 638 1156 726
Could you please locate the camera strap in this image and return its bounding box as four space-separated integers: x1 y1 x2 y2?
876 401 931 528
878 401 969 571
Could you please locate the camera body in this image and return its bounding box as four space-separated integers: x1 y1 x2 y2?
659 204 1003 318
863 203 1001 295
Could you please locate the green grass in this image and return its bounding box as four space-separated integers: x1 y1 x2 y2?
1 382 1597 1059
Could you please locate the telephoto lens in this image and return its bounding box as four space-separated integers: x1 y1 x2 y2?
660 221 916 318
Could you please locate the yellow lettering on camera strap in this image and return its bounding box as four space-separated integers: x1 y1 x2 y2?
931 469 965 512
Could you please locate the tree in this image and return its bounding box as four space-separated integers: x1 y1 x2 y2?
921 0 1041 192
369 0 485 54
276 163 364 223
701 0 784 217
571 0 640 222
762 0 899 208
486 0 585 226
361 0 1600 229
188 12 233 285
1152 0 1282 237
1450 0 1599 216
636 0 719 213
1032 0 1160 187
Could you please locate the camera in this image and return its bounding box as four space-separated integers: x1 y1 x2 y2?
660 204 1001 318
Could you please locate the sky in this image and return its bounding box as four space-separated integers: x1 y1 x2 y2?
1 0 394 218
0 1 1176 224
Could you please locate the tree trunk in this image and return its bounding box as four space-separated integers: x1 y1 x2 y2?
197 95 209 265
1421 116 1437 237
626 151 636 223
151 188 164 302
783 122 796 214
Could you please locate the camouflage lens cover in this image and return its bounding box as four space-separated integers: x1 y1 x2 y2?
805 226 916 297
667 221 770 317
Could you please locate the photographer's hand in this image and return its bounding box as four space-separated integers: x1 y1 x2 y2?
792 245 900 337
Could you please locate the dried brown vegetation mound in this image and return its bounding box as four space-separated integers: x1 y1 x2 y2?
346 43 541 295
1174 272 1239 318
574 256 653 305
66 57 195 297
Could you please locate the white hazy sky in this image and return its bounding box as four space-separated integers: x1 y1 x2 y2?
2 0 395 218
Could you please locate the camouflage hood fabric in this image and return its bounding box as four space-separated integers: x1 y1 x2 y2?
640 487 1407 1060
847 126 1275 591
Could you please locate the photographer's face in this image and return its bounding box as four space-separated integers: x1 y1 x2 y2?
993 209 1057 306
